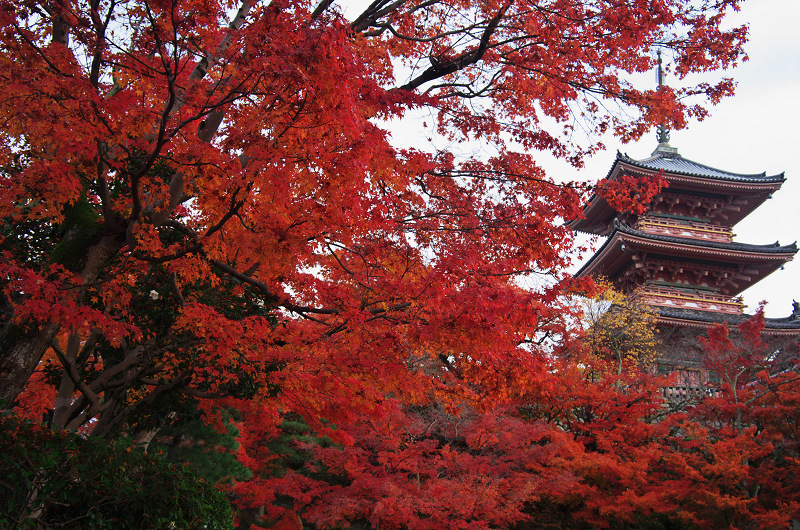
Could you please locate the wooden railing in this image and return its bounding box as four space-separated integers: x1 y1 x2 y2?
663 385 720 401
638 285 744 314
636 217 733 242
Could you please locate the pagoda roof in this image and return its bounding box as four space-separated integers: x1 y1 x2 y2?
609 222 798 255
571 147 786 235
654 306 800 334
576 222 797 295
618 147 785 184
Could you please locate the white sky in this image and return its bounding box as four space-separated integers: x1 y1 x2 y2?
561 0 800 318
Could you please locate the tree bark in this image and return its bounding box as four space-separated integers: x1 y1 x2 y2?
0 322 61 406
0 233 124 406
52 332 81 428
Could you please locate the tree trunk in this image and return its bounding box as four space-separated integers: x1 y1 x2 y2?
51 333 81 427
0 234 123 406
0 321 61 406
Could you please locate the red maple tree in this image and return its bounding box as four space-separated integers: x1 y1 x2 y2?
0 0 763 526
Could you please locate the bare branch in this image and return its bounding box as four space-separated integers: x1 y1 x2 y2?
398 2 511 92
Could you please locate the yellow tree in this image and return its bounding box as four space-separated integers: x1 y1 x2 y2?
583 282 658 376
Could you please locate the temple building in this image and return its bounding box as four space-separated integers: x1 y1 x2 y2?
572 136 800 395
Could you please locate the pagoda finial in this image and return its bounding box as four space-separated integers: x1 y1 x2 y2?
652 49 678 157
656 50 670 146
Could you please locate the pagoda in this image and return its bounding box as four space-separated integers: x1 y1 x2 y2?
572 133 800 392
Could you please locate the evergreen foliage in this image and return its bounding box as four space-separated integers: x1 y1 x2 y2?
0 414 234 529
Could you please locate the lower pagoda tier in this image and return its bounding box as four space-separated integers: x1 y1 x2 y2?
650 305 800 402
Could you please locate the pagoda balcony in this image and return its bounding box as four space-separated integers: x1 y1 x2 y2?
663 385 720 401
635 217 733 242
637 285 744 314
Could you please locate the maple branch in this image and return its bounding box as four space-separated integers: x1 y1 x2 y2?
745 374 800 406
8 21 73 76
326 241 355 275
310 0 336 21
51 338 101 412
130 244 203 264
91 368 194 436
95 141 116 225
430 69 505 99
178 387 229 399
51 8 69 46
428 169 587 190
361 21 480 42
172 272 186 307
398 2 511 92
141 0 258 225
208 250 412 323
89 345 149 392
88 0 114 88
132 188 247 263
205 257 337 317
57 342 152 430
204 186 250 239
351 0 410 33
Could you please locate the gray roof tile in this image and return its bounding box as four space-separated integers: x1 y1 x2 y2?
617 151 785 183
656 307 800 330
615 222 798 254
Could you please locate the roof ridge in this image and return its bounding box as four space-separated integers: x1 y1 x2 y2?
656 307 800 329
615 150 785 182
660 152 767 178
614 151 786 183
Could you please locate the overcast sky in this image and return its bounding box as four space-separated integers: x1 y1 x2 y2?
565 0 800 318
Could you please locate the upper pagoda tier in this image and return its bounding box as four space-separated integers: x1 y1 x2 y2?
571 145 786 236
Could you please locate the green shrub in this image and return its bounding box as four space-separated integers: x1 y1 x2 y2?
0 414 234 529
